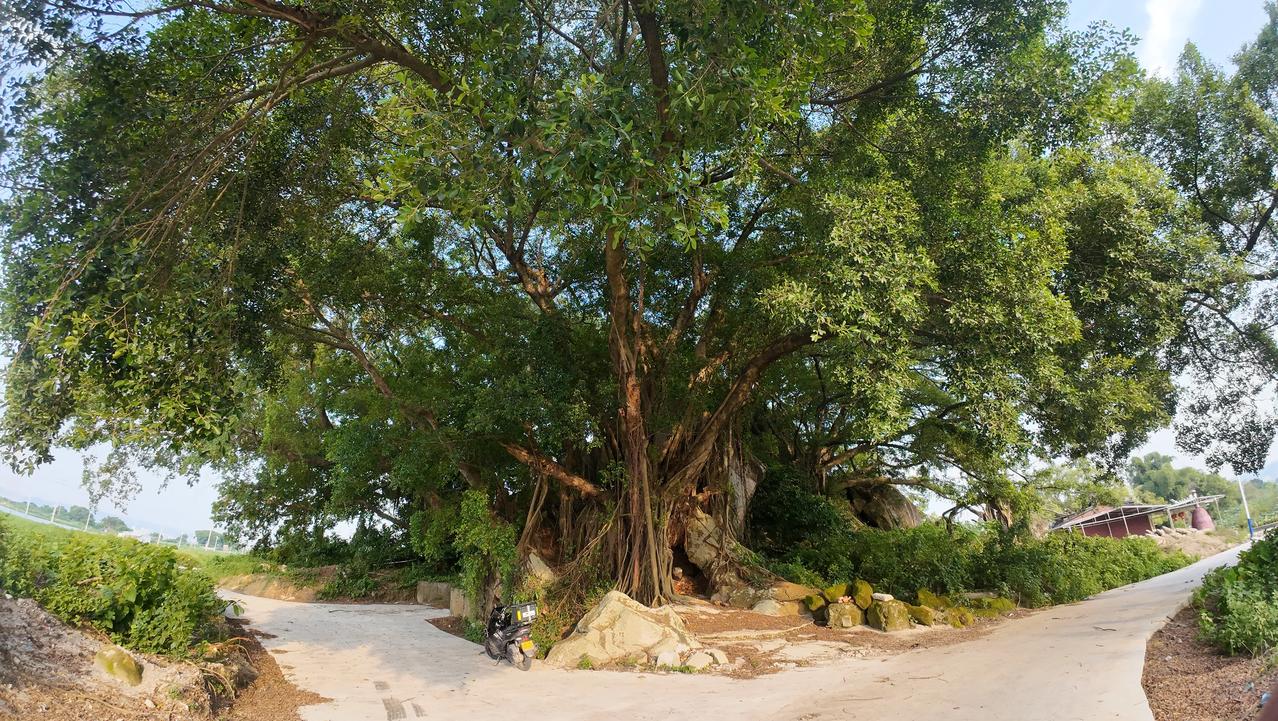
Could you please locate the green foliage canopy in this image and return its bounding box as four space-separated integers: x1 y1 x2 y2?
0 0 1269 600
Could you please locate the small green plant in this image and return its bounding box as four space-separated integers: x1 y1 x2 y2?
462 619 487 644
576 657 595 670
317 559 377 600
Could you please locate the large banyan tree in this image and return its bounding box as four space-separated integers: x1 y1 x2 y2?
3 0 1277 604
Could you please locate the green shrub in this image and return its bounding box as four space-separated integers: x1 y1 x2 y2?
455 490 518 616
766 521 1192 608
0 517 55 597
1196 537 1278 655
317 558 378 600
787 523 983 598
39 536 226 655
761 558 827 589
747 471 851 557
2 524 224 656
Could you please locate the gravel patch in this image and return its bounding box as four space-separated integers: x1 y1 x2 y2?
1143 604 1275 721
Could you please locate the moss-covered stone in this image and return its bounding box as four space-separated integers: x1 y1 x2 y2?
947 607 976 628
95 646 142 686
850 579 873 610
825 602 864 629
967 596 1016 617
907 604 938 626
917 588 953 609
804 594 828 612
822 583 850 603
866 599 911 632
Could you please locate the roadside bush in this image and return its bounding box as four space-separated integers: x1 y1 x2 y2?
767 521 1192 607
2 523 225 657
0 519 55 597
317 557 378 600
1196 537 1278 655
787 523 982 597
41 536 227 655
976 531 1191 607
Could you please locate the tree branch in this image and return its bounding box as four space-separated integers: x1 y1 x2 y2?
502 443 603 498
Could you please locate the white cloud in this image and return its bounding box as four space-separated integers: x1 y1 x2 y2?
1138 0 1203 77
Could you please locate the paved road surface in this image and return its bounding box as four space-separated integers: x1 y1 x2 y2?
225 545 1243 721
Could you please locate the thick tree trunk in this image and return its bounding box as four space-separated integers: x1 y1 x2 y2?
604 233 674 605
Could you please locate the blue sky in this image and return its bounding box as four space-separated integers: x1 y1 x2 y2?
0 0 1272 534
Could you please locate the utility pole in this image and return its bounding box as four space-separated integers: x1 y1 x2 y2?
83 514 90 532
1239 477 1255 540
50 505 58 524
24 498 30 515
205 528 213 550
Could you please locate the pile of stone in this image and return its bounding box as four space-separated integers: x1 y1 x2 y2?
1146 526 1203 536
802 580 1016 632
545 590 729 671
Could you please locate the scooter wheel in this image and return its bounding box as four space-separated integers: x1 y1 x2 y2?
516 652 533 671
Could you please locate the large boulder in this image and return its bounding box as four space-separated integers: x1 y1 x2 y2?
770 581 820 602
917 588 953 609
685 510 759 607
524 552 558 589
545 591 701 668
947 607 976 628
825 602 864 629
866 599 912 632
850 579 873 610
968 596 1016 618
845 484 923 529
751 599 808 617
907 604 938 626
822 582 850 603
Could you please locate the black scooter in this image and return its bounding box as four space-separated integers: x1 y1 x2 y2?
484 601 537 671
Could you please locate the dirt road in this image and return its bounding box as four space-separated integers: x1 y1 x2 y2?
225 545 1242 721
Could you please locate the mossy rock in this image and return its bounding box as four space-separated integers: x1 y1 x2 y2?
95 646 142 686
917 588 953 609
804 594 828 612
826 602 864 629
850 579 873 610
822 583 850 603
866 599 911 632
967 596 1016 617
907 604 938 626
947 607 976 628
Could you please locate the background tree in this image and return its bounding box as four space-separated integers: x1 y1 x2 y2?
1124 452 1237 503
1120 3 1278 473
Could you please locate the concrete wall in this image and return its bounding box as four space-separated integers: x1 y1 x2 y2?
415 581 451 607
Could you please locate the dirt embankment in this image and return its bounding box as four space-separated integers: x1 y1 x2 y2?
1150 530 1235 559
0 596 321 721
219 566 416 604
1143 604 1274 721
219 574 321 603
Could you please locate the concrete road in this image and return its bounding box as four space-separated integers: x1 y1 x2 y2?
224 545 1242 721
